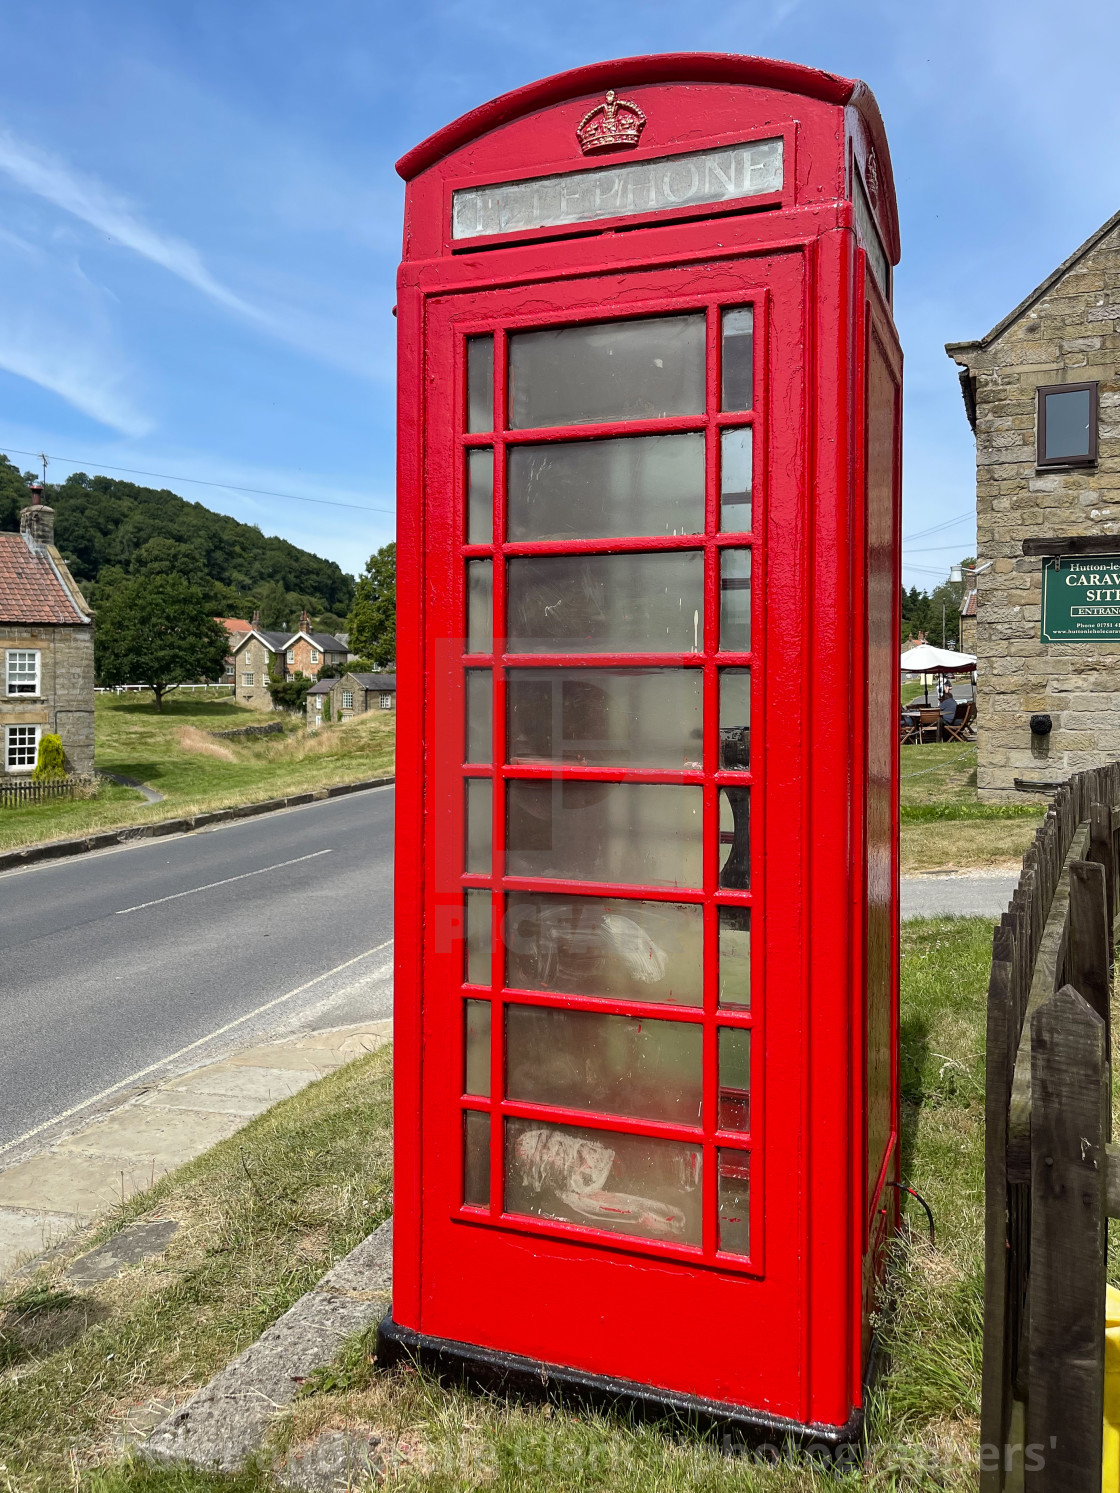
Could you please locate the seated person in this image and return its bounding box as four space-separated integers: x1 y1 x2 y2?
939 689 958 725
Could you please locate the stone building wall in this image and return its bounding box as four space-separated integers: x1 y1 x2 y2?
233 638 277 712
948 214 1120 800
0 623 95 772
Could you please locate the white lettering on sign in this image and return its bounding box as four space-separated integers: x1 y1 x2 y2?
451 138 784 241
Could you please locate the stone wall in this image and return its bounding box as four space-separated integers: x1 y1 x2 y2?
949 217 1120 799
0 623 95 773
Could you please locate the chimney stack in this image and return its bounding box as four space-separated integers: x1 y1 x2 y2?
20 483 55 547
300 609 310 634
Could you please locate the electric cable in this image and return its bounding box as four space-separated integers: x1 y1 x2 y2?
0 443 392 515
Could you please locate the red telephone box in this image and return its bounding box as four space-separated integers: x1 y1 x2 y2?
380 52 902 1449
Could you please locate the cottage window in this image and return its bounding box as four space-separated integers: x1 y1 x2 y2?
286 649 295 664
380 694 394 709
243 673 255 686
1037 382 1098 467
6 650 39 695
342 690 354 709
6 724 39 771
311 649 319 664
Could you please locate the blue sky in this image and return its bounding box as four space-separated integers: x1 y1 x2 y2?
0 1 1115 587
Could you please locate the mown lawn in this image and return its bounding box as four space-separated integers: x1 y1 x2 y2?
900 741 1042 872
0 919 993 1492
0 691 395 852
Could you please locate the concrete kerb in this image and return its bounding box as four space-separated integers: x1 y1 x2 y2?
0 777 394 873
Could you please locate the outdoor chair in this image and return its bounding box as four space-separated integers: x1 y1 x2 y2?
941 701 976 744
899 712 919 746
917 708 942 743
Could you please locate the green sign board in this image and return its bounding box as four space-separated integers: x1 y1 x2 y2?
1041 554 1120 643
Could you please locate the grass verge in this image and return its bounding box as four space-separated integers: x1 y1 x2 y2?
0 1046 392 1490
899 742 1043 872
0 692 395 853
0 920 992 1490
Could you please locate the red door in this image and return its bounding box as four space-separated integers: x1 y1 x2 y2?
418 252 812 1415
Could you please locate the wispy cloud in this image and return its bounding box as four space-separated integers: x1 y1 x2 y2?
0 313 150 436
0 128 262 324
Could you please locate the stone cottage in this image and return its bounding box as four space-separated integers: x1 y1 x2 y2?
0 488 95 773
282 613 348 679
307 672 396 728
946 207 1120 798
229 626 292 711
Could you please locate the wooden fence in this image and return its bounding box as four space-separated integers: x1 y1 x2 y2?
0 774 98 808
983 761 1120 1491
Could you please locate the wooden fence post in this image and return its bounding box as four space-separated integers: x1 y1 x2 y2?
1068 859 1111 1049
982 924 1017 1492
1027 985 1108 1492
1088 802 1114 965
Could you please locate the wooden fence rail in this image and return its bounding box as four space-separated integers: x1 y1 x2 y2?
983 761 1120 1492
0 774 98 808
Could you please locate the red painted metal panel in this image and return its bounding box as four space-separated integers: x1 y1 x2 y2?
392 58 902 1438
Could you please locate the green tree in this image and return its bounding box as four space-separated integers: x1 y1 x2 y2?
257 579 294 631
268 671 312 713
32 734 66 781
0 454 32 533
348 543 395 667
95 574 230 711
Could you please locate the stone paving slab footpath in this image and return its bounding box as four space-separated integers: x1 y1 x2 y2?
0 1019 391 1283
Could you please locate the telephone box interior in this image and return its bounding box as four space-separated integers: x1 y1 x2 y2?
381 52 903 1447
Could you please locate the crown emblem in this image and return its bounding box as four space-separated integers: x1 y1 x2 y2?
576 90 647 155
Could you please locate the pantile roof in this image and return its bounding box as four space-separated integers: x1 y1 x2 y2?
0 533 88 625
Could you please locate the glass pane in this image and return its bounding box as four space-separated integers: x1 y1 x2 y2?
463 1111 490 1207
718 906 751 1008
720 550 751 652
720 427 752 532
505 892 703 1005
467 335 494 433
467 559 492 653
508 781 702 888
507 1006 702 1125
506 1118 701 1244
719 669 750 771
1044 388 1092 460
465 670 492 763
721 308 754 412
508 668 702 768
718 787 750 890
465 888 492 986
464 1000 491 1095
465 778 493 874
509 314 705 429
507 552 703 654
718 1150 750 1256
467 448 493 544
507 433 704 541
718 1027 750 1132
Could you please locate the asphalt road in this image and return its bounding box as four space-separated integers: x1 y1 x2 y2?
0 787 395 1153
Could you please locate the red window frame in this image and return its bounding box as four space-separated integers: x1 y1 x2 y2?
450 290 766 1275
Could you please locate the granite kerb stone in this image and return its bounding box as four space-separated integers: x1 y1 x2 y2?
0 778 394 874
142 1219 393 1472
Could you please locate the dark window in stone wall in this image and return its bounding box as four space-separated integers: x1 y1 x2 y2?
1037 382 1098 467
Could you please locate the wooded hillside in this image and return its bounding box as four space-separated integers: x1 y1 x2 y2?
0 454 354 624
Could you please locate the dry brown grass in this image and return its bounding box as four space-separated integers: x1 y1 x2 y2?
902 818 1038 873
174 726 236 761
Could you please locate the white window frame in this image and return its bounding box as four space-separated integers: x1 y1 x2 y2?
286 649 295 663
380 694 393 710
6 649 40 696
311 649 319 664
242 672 255 687
6 724 39 772
341 690 354 710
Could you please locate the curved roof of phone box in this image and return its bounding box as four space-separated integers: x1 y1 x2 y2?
395 51 899 263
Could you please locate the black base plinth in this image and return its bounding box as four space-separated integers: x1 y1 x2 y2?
376 1312 869 1459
